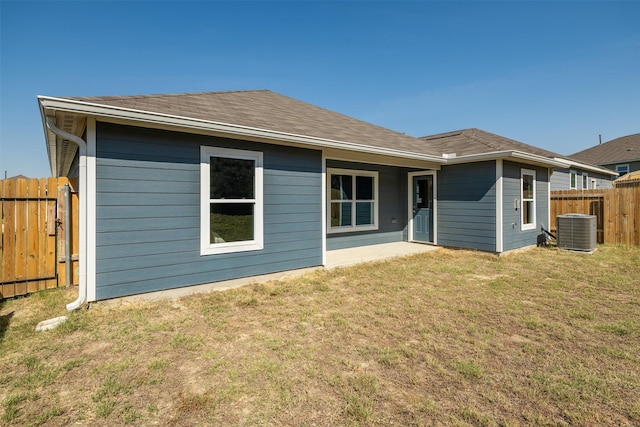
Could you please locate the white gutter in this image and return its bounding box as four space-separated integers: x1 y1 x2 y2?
44 116 87 311
37 96 447 165
443 150 567 168
552 157 619 177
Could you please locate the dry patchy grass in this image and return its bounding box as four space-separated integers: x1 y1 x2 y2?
1 245 639 426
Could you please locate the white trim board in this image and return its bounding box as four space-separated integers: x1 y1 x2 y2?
496 159 504 253
86 118 98 302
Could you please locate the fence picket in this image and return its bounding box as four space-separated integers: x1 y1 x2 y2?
14 179 28 295
45 177 58 289
2 180 16 298
26 178 40 293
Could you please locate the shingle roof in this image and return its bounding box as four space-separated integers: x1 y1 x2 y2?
419 128 562 159
570 133 640 165
68 90 442 157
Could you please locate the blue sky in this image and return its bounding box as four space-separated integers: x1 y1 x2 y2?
1 0 639 178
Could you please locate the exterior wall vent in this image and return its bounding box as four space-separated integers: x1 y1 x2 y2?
556 214 597 252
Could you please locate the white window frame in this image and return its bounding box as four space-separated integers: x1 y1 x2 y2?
569 169 577 189
616 164 629 176
521 168 536 231
327 168 378 234
582 173 589 190
200 146 264 255
591 178 597 189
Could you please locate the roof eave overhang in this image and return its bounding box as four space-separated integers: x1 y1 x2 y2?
38 99 58 176
37 96 446 168
443 151 566 168
552 158 619 177
598 157 640 166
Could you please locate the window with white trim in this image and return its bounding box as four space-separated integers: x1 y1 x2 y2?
582 173 588 190
328 168 378 233
521 169 536 231
616 164 629 176
200 146 263 255
569 170 577 189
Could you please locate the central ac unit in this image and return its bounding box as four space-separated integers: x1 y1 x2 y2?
557 214 597 252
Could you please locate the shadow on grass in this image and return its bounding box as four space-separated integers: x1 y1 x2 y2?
0 310 14 343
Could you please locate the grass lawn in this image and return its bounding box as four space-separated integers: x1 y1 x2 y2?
1 245 639 426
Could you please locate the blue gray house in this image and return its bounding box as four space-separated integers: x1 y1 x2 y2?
38 90 574 305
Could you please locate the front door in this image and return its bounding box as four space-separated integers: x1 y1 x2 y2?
412 176 433 243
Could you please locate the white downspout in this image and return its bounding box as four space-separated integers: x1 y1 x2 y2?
45 116 87 311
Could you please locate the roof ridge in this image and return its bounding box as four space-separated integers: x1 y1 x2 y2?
462 128 503 152
419 130 465 140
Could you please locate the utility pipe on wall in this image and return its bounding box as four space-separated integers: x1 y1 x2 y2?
45 116 87 311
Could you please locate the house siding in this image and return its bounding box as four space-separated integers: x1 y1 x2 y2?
551 168 612 190
326 160 409 250
437 161 496 252
94 122 323 300
502 161 549 251
603 160 640 174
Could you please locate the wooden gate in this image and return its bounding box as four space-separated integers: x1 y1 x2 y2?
1 177 78 299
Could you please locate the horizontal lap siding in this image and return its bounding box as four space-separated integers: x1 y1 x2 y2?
604 160 640 173
550 169 571 191
326 160 409 250
502 162 549 251
437 162 496 252
551 168 613 190
590 173 614 189
95 123 322 300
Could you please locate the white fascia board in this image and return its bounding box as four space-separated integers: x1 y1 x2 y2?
37 96 446 165
553 157 619 176
444 150 566 168
510 152 567 168
38 101 58 176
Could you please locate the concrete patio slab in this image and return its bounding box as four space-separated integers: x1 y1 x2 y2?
326 241 439 269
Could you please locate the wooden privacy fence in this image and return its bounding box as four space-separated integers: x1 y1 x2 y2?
550 183 640 246
1 177 79 299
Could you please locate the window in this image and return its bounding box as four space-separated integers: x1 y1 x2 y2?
328 168 378 233
582 173 588 190
200 147 263 255
521 169 536 231
616 164 629 176
591 178 597 190
569 170 577 189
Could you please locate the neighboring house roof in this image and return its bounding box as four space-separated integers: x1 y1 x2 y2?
420 128 617 176
571 133 640 166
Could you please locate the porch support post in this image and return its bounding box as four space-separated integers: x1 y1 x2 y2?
321 152 327 266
